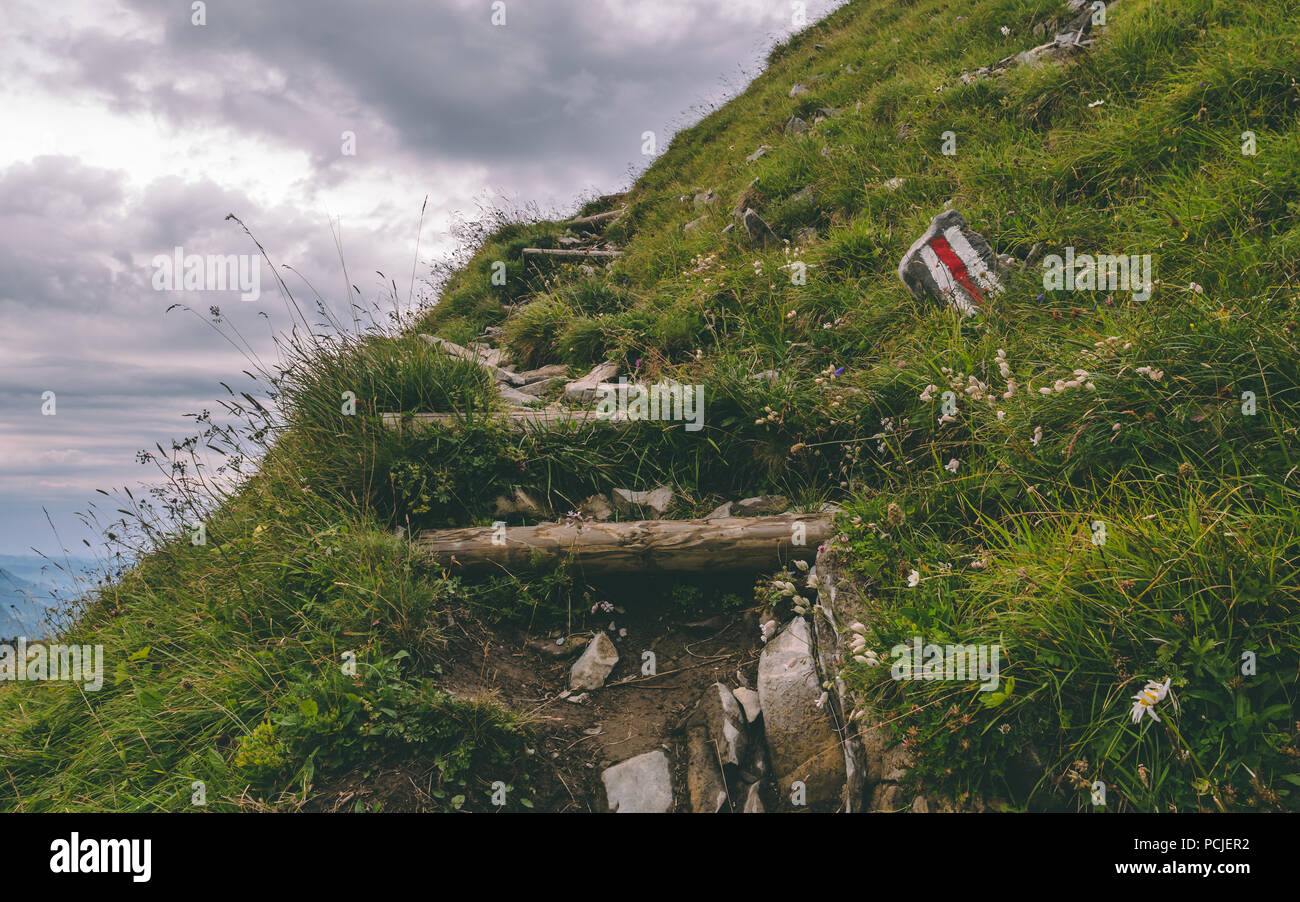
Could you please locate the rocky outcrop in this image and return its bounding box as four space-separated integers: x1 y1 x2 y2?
756 616 846 809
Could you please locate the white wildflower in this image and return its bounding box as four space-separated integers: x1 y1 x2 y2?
1130 677 1172 724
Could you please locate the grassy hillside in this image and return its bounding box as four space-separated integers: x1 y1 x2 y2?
2 0 1298 812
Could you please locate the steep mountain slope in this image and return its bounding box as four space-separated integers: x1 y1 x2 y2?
1 0 1297 812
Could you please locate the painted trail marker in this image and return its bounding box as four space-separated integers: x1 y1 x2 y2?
898 210 1004 315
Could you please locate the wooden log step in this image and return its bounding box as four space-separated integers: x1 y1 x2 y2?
381 408 626 435
565 206 627 228
522 247 624 259
412 514 834 574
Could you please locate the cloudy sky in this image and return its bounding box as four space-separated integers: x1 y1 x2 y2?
0 0 844 556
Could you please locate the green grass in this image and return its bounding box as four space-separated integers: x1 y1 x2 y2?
2 0 1298 811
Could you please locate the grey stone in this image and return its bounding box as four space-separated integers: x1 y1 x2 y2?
694 189 717 208
706 502 733 519
517 376 562 397
602 750 673 813
694 682 748 767
897 209 1005 316
685 725 730 813
742 208 780 247
785 116 808 136
869 781 907 812
497 384 539 406
578 494 613 521
492 488 550 518
745 145 771 164
732 686 761 723
611 486 674 518
570 632 619 690
684 215 708 233
733 495 790 517
520 363 569 383
743 782 765 813
757 617 846 809
564 361 621 403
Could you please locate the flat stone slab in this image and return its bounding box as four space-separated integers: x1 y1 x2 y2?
564 361 621 403
898 210 1004 316
757 617 847 809
570 632 619 690
611 486 674 518
602 750 674 813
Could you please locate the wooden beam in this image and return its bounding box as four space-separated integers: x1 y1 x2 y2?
522 247 624 259
413 514 834 574
565 206 627 228
381 408 624 435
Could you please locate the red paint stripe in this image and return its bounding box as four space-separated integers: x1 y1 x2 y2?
929 236 984 305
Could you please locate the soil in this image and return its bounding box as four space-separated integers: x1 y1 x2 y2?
310 575 763 812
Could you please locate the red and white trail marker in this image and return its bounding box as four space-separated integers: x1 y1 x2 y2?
898 210 1005 315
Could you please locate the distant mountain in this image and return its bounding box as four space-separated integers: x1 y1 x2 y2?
0 555 97 639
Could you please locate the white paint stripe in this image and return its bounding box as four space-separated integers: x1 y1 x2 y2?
943 226 1003 293
919 244 975 314
918 245 957 293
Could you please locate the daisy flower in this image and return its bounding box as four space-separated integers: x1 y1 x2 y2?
1130 677 1172 724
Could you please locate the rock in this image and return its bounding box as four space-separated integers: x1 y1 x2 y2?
493 488 550 518
497 384 539 406
564 361 621 403
603 750 674 813
733 495 790 516
745 145 771 163
784 116 808 135
789 82 809 98
897 209 1005 316
816 106 840 120
743 782 765 813
706 502 733 519
732 178 762 222
520 363 569 383
694 682 749 768
421 334 526 386
694 189 716 208
870 782 908 812
685 725 730 812
578 494 614 521
611 486 674 518
757 617 847 809
684 215 707 233
570 632 619 690
742 208 780 247
732 687 761 724
517 376 562 397
858 724 911 784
